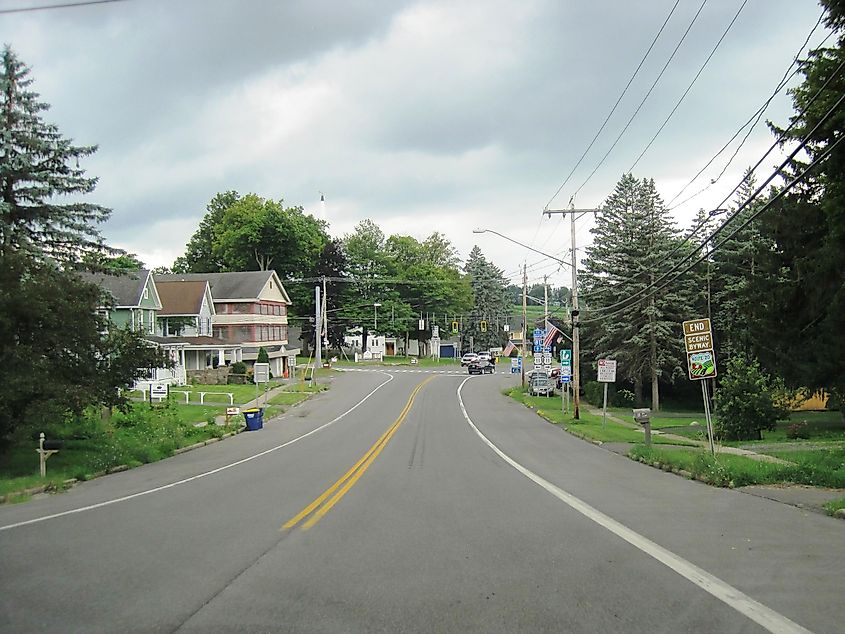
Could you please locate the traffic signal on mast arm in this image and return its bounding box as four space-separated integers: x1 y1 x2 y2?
480 320 488 332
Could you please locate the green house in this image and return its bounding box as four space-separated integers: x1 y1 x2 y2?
80 269 162 333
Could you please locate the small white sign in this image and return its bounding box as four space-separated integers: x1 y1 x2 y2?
543 352 552 364
150 384 168 398
597 358 617 383
226 407 240 416
254 362 271 383
432 325 439 337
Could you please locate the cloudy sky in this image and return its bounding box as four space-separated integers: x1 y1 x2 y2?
4 0 830 289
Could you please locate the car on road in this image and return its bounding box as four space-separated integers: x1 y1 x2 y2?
467 359 495 375
529 371 554 397
461 353 478 366
476 351 492 363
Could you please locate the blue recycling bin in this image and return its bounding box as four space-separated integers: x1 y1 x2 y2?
243 408 264 431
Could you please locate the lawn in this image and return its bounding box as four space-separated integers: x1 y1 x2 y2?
628 445 845 489
505 387 697 446
0 402 237 501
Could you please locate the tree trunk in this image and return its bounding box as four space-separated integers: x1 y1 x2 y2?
362 328 369 353
649 293 660 412
634 376 644 407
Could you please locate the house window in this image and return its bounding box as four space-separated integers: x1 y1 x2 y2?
143 286 149 300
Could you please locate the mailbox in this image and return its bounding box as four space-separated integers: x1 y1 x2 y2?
633 408 651 425
42 439 64 451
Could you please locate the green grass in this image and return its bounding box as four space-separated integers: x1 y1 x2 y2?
0 403 237 500
628 445 845 489
505 387 697 446
824 498 845 515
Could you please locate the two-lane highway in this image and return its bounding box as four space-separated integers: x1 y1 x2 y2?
1 369 843 633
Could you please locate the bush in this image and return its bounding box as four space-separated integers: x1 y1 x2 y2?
230 361 247 375
713 356 790 441
786 420 811 440
583 381 604 407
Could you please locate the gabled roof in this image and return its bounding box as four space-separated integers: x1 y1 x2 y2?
155 280 213 316
156 271 291 304
78 269 161 309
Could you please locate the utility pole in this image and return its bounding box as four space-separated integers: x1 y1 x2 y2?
314 285 321 371
522 262 527 388
543 274 549 336
543 206 600 419
321 275 328 360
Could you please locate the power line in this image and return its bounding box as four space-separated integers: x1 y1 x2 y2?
646 52 845 275
626 0 749 173
581 133 844 326
664 11 830 211
582 87 845 322
570 0 709 200
0 0 130 14
542 0 682 210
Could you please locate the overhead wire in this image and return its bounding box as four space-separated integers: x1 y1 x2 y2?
581 132 844 326
626 0 749 173
570 0 710 200
581 85 845 322
542 0 682 211
0 0 129 14
664 12 830 211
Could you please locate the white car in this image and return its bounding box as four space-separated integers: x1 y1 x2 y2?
476 351 492 363
461 353 478 366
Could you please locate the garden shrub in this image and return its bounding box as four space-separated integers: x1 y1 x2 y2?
713 356 790 441
786 420 811 440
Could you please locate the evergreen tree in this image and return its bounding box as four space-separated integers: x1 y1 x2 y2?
749 0 845 397
710 169 768 364
0 46 110 263
463 246 509 351
581 174 690 409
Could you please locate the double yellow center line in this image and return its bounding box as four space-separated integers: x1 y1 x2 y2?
282 376 434 531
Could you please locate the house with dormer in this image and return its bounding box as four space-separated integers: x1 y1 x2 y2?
148 278 242 377
156 270 298 377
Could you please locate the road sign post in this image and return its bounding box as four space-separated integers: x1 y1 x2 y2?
683 319 717 455
597 359 617 427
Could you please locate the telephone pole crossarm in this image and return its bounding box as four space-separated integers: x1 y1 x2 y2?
541 207 600 419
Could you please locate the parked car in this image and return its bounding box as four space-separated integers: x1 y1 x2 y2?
468 359 495 375
461 353 478 367
529 371 554 397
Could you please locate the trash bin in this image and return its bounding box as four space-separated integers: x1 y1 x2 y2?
243 407 263 431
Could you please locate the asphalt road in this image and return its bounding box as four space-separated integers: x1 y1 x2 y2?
1 369 843 633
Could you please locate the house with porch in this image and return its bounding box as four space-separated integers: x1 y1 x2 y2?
156 271 298 378
78 269 187 386
148 278 242 380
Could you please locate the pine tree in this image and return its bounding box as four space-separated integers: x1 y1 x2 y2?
463 246 509 352
0 47 110 263
581 174 690 409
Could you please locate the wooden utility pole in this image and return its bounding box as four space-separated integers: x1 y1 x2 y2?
522 262 527 388
543 207 600 419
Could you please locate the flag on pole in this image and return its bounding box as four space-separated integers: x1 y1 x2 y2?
502 341 516 356
543 323 560 348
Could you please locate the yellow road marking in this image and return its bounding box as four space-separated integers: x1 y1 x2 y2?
282 377 434 531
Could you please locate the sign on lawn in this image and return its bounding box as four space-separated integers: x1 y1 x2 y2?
597 358 617 383
683 318 717 380
253 362 270 383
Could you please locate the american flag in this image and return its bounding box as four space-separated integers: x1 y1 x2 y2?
543 323 561 348
502 341 516 356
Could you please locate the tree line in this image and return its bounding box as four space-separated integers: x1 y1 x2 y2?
580 0 845 419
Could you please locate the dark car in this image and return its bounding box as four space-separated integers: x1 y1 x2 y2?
468 359 495 375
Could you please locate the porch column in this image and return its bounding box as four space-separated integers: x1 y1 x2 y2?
218 348 226 366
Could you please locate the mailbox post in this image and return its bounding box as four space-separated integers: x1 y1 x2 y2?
36 432 62 478
633 408 652 447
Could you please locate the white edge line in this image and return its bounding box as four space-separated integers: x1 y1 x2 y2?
456 377 812 634
0 373 396 533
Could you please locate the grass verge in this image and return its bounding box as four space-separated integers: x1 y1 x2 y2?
505 387 697 446
823 498 845 515
628 445 845 489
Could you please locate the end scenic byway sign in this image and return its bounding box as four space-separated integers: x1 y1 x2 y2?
683 318 717 380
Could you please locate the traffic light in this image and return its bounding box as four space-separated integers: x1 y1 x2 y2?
451 320 459 333
480 320 488 332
